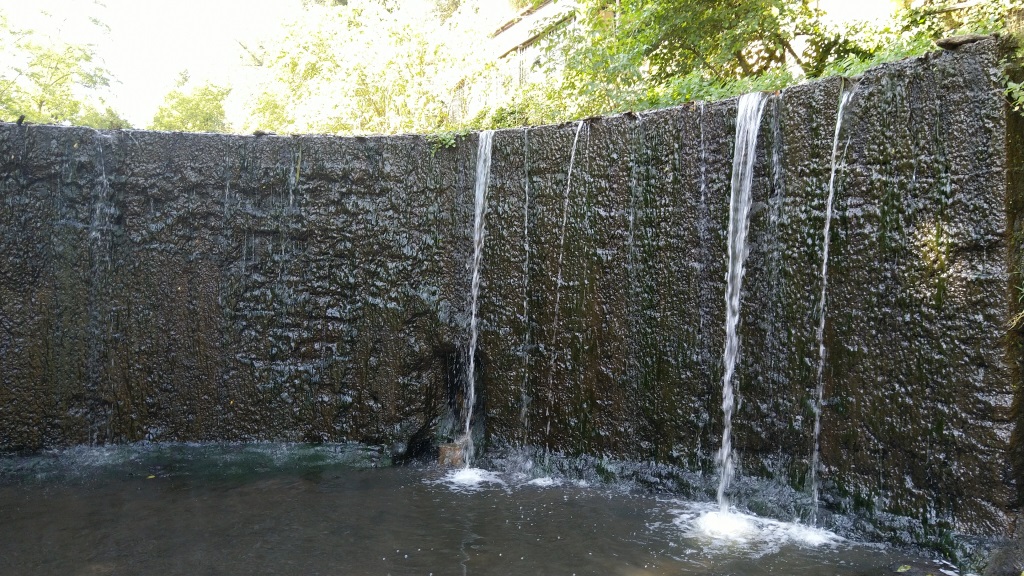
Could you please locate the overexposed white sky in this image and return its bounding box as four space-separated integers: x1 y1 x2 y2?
0 0 303 127
98 0 301 126
817 0 900 25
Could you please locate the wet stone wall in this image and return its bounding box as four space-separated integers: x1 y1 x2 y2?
0 41 1019 541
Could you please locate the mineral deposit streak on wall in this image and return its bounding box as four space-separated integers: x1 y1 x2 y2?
0 41 1019 546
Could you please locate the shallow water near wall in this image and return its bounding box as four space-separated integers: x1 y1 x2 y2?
0 444 953 575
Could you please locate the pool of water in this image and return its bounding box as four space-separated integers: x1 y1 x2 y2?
0 444 955 575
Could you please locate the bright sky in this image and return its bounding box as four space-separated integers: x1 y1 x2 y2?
817 0 900 25
0 0 303 127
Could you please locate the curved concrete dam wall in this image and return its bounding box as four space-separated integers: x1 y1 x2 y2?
1 40 1021 542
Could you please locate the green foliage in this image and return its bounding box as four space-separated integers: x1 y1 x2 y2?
479 0 1024 128
654 67 797 109
0 10 129 129
509 0 547 9
150 74 232 133
1007 78 1024 112
245 0 493 135
815 1 1023 79
5 0 1024 135
78 105 133 130
425 130 463 154
520 0 830 120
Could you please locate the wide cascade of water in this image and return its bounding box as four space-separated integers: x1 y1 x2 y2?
462 129 494 465
716 92 768 511
810 87 854 519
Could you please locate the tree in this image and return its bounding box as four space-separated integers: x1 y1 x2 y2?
245 0 494 135
495 0 1024 124
150 73 232 133
0 11 130 129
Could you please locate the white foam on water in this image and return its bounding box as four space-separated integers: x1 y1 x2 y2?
670 502 840 556
693 510 758 541
438 467 506 492
526 476 560 488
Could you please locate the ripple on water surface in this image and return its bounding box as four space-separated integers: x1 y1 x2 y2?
0 444 957 576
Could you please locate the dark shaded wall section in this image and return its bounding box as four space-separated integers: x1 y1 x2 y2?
0 41 1018 536
0 130 479 452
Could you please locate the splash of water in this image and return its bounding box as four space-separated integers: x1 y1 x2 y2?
810 86 854 521
438 467 506 493
717 92 768 511
462 130 494 465
676 502 841 549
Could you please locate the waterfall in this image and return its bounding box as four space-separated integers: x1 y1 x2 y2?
545 121 585 445
462 130 494 464
810 86 854 520
716 92 768 511
520 128 532 439
763 96 787 389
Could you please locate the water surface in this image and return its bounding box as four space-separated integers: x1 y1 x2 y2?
0 444 951 575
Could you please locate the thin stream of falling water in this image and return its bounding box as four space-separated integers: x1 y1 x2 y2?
624 115 643 435
462 130 494 464
627 116 640 274
699 102 708 204
519 128 531 439
810 87 854 521
288 144 302 208
763 95 787 392
717 92 768 511
696 103 716 465
545 121 585 445
769 96 786 233
696 102 710 422
88 132 116 444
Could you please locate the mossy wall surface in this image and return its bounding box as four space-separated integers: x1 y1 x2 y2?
0 41 1016 537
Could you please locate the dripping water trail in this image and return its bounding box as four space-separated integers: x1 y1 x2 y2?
810 86 854 522
545 121 585 448
626 115 643 401
462 130 494 466
695 102 718 465
699 102 708 204
717 93 768 512
763 95 787 391
87 132 116 444
696 101 712 419
519 127 531 442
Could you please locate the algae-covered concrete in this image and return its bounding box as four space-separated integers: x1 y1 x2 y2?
0 40 1019 543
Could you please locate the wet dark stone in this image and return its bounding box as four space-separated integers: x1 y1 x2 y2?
936 34 990 50
983 535 1024 576
0 38 1020 558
